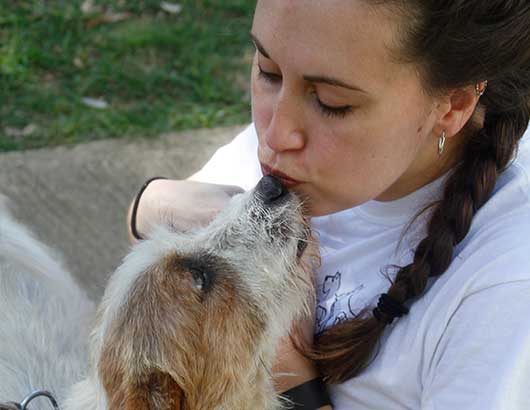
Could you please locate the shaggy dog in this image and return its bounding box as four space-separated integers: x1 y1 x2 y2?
0 176 314 410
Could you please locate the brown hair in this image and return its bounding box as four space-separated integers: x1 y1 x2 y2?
310 0 530 383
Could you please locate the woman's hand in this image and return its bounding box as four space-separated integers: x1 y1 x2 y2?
272 313 318 392
273 251 319 391
129 178 332 408
127 179 244 242
273 315 333 410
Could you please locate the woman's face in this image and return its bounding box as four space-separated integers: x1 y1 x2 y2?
251 0 448 216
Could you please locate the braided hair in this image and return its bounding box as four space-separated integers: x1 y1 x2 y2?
310 0 530 383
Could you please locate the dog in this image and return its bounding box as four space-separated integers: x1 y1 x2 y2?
0 176 315 410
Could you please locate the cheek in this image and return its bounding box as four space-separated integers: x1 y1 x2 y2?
355 100 427 163
310 117 377 170
308 115 416 188
306 130 343 174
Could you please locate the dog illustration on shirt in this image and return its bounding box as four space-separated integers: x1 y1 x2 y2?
316 271 365 334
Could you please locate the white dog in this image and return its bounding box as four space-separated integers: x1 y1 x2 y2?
0 177 314 410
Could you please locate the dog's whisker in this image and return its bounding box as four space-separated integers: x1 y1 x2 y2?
285 236 318 246
2 184 317 410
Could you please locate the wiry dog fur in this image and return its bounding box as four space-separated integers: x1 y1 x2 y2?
0 197 95 408
0 184 315 410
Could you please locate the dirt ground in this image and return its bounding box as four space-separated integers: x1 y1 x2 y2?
0 125 245 301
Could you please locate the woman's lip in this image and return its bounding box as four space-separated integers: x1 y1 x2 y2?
260 164 302 187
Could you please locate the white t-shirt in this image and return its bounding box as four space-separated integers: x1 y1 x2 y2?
193 123 530 410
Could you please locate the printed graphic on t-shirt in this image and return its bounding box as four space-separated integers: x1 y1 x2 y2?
315 271 365 334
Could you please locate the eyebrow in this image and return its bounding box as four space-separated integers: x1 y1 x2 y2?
249 32 368 94
250 33 271 59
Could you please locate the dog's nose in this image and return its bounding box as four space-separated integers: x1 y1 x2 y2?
256 175 288 204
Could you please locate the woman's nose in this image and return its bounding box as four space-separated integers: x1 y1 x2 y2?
264 93 305 153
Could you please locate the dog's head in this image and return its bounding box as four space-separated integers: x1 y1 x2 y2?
90 177 315 410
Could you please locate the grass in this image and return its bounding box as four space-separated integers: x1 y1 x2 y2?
0 0 256 152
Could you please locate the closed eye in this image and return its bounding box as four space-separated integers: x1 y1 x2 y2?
313 97 354 118
257 65 354 119
257 65 281 84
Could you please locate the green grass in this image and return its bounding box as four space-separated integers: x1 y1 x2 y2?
0 0 255 151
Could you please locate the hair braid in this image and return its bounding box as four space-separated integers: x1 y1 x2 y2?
309 0 530 384
312 104 528 384
392 107 527 302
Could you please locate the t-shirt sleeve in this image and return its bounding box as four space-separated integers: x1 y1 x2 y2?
421 279 530 410
189 123 263 191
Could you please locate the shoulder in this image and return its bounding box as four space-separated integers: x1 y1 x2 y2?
447 131 530 288
416 132 530 326
415 154 530 405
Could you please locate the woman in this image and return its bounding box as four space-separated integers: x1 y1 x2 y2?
129 1 530 409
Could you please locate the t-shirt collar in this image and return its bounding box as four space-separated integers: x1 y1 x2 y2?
311 169 452 227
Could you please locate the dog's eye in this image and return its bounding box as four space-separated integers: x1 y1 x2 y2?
189 268 211 292
180 252 223 293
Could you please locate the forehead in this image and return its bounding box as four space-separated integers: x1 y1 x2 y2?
252 0 409 94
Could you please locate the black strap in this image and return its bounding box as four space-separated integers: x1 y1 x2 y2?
130 177 168 240
281 378 332 410
372 293 409 325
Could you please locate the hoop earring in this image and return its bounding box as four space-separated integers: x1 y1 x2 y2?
475 80 488 97
438 131 446 156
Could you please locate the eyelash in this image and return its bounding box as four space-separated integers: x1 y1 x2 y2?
257 66 354 119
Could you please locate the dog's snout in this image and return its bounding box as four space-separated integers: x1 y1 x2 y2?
256 175 288 204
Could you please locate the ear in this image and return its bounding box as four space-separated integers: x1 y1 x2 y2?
122 371 184 410
99 346 184 410
433 85 482 138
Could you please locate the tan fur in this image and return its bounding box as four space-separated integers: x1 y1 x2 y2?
88 189 316 410
99 254 274 409
0 187 315 410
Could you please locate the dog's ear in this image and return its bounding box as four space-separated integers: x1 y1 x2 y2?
102 368 184 410
121 371 184 410
99 346 184 410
